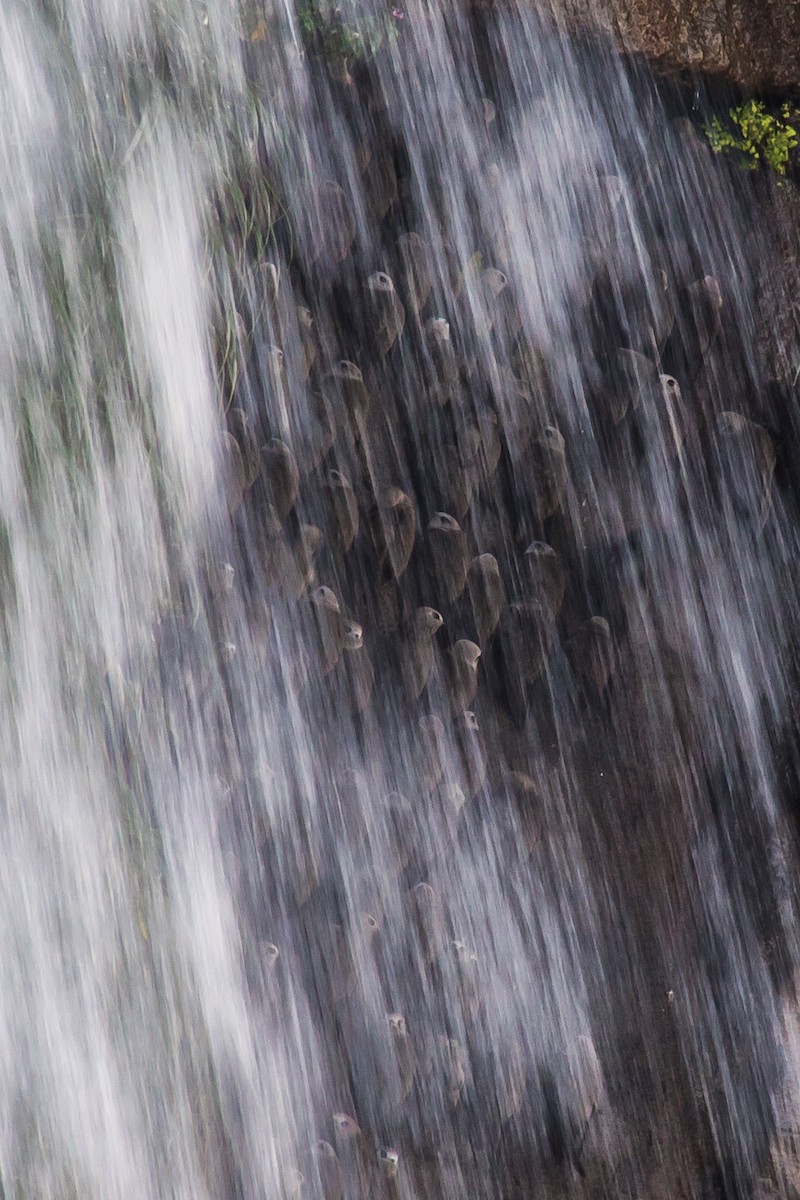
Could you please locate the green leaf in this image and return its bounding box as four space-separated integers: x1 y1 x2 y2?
702 98 798 176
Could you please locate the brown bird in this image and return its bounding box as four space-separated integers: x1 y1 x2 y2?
265 523 322 599
427 1034 469 1109
204 560 235 599
284 818 321 909
564 1034 605 1174
503 770 545 858
307 585 347 676
607 347 660 425
687 274 724 354
375 1146 399 1177
671 115 714 163
290 524 324 598
565 616 616 697
522 541 565 620
512 338 554 405
351 861 396 932
596 266 674 361
433 779 468 847
467 553 506 644
314 1141 343 1200
330 768 369 851
426 512 470 603
417 714 447 793
636 372 688 469
261 438 299 518
407 880 445 964
491 1040 527 1124
330 1112 370 1199
451 939 482 1024
400 606 444 701
662 274 723 380
321 469 359 555
645 266 676 354
453 709 487 799
221 431 247 515
324 360 371 426
244 938 289 1023
438 441 478 522
226 408 261 489
443 640 481 714
292 389 335 477
442 239 470 297
456 404 502 488
338 620 375 714
384 790 417 876
366 272 405 357
363 144 398 222
359 909 381 946
519 425 568 527
494 367 536 456
374 1146 401 1196
307 182 356 268
713 410 776 529
295 304 317 381
497 601 554 685
396 232 433 318
472 266 509 339
387 1011 418 1105
466 495 513 567
281 1167 306 1200
354 133 372 174
371 487 416 580
326 920 358 1006
544 1034 605 1176
253 260 281 333
424 317 460 406
256 502 284 579
262 345 291 432
331 1112 365 1153
574 1034 604 1126
596 172 624 212
484 173 520 272
494 279 524 343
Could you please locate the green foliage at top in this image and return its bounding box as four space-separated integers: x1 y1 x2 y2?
294 1 403 72
704 99 799 176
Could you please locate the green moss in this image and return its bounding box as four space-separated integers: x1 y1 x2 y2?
704 100 799 176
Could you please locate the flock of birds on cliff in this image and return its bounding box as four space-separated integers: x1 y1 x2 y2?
145 35 789 1200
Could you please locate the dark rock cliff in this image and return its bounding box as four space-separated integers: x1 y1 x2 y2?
562 0 800 91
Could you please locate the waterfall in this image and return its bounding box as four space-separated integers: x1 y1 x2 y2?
1 1 799 1196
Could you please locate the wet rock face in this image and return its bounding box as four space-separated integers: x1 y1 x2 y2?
756 180 800 383
558 0 800 89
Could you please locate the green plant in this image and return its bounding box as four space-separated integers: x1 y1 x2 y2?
704 99 799 176
293 0 402 71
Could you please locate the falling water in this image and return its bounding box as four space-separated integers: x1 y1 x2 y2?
2 0 800 1196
